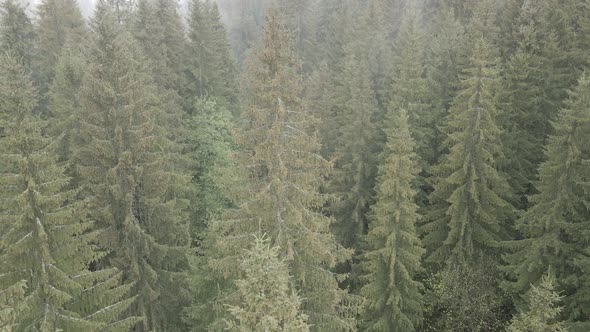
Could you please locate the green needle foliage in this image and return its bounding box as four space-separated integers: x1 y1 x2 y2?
74 2 191 330
508 271 567 332
361 110 424 332
422 37 514 267
225 235 309 331
0 0 34 68
209 9 355 331
504 73 590 325
0 52 136 332
34 0 87 98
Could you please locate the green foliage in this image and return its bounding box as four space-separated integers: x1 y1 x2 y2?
132 0 187 104
75 3 191 330
422 37 514 266
423 261 507 332
424 5 466 164
0 0 34 67
186 0 238 110
225 235 309 331
46 42 87 172
34 0 86 97
184 98 235 245
360 110 424 332
209 10 356 331
0 51 137 332
503 73 590 324
508 272 567 332
328 53 379 248
390 5 431 166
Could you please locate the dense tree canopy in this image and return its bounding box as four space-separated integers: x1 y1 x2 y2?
1 0 590 331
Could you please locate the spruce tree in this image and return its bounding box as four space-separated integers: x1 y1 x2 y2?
0 0 34 68
225 235 310 331
508 272 567 332
0 52 138 332
34 0 87 95
209 10 355 331
498 0 574 209
390 5 430 165
503 73 590 325
186 0 237 109
361 110 424 332
389 5 433 207
46 42 87 169
424 5 467 165
329 53 379 248
132 0 187 101
75 2 191 330
421 37 514 267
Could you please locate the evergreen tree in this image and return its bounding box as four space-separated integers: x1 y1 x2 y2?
329 53 379 248
508 272 567 332
132 0 187 101
0 52 137 332
0 0 34 68
361 110 424 332
34 0 87 95
422 260 506 331
421 37 514 267
503 73 590 325
186 0 237 110
183 98 235 247
424 5 467 164
75 2 191 330
209 10 355 331
46 42 87 169
389 4 433 207
225 235 310 331
390 5 430 165
498 0 575 209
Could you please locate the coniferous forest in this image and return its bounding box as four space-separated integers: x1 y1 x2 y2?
1 0 590 331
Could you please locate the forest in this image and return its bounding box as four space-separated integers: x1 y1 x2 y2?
0 0 589 331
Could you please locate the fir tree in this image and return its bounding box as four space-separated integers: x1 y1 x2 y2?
389 4 433 207
209 10 355 331
390 5 430 165
508 272 567 332
421 37 514 267
186 0 237 109
46 42 86 169
75 2 191 330
0 52 137 332
132 0 187 101
0 0 34 67
424 5 467 165
34 0 87 95
361 110 424 332
498 0 575 209
503 73 590 325
329 53 379 248
225 235 310 331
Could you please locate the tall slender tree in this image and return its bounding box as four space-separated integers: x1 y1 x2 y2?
0 0 34 68
209 10 355 331
503 73 590 325
361 110 424 331
34 0 87 97
75 2 191 330
421 37 514 267
132 0 187 102
0 52 138 332
186 0 237 110
329 53 379 248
